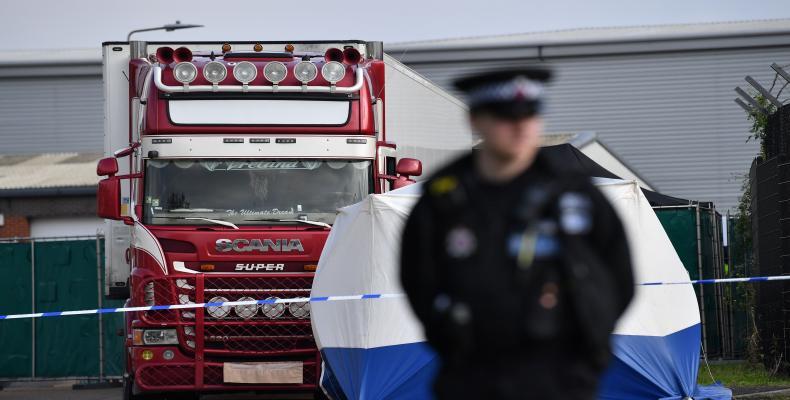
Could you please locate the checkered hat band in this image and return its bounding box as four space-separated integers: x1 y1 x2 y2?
467 77 544 107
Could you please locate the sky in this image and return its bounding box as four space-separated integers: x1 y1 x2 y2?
1 0 790 51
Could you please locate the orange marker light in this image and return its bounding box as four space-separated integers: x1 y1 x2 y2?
304 264 318 272
285 44 295 52
221 43 232 53
132 329 144 346
200 264 215 271
253 43 263 52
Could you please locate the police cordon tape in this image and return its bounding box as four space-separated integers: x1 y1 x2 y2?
1 275 789 321
0 293 405 321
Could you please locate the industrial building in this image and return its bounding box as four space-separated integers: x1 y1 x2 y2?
0 20 787 237
389 19 790 211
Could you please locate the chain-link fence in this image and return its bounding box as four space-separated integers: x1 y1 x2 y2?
0 235 124 383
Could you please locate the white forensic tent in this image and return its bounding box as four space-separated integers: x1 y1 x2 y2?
311 180 731 399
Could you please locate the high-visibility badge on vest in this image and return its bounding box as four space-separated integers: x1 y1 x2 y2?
430 176 459 196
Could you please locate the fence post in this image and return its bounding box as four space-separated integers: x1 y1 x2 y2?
96 235 104 381
696 205 708 356
30 240 35 379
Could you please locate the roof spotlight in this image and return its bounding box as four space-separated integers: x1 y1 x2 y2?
294 61 318 84
203 61 227 84
321 61 346 84
263 61 287 84
173 62 197 84
233 61 257 84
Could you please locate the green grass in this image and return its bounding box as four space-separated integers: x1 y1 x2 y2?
698 361 790 387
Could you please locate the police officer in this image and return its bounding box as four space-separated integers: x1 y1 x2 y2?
400 68 634 400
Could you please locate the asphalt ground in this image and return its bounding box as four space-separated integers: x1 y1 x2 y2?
0 385 120 400
7 384 790 399
0 384 318 399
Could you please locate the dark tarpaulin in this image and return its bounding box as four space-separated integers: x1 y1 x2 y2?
541 144 694 207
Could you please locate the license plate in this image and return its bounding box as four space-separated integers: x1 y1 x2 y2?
223 361 303 384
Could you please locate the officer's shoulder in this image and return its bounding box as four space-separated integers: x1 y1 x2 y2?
422 152 475 199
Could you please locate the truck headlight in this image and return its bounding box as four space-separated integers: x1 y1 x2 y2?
234 296 258 320
261 297 286 319
137 329 178 345
288 301 310 319
203 61 227 84
206 296 231 319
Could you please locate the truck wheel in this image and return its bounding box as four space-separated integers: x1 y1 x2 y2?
122 376 138 400
314 388 331 400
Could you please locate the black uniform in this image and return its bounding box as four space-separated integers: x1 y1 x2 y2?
400 150 634 399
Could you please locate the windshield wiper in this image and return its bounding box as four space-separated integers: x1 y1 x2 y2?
244 218 331 229
152 216 239 229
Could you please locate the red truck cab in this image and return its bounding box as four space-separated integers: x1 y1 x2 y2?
96 40 421 399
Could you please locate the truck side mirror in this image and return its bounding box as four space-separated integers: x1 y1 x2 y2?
97 177 122 220
97 157 119 176
395 158 422 178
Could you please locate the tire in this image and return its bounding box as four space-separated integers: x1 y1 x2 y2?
122 376 139 400
125 378 198 400
314 388 331 400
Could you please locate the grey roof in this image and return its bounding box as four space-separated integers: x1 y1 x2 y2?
0 153 101 191
389 19 790 51
0 48 100 66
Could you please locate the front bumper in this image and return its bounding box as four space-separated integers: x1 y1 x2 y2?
130 273 320 393
131 346 319 392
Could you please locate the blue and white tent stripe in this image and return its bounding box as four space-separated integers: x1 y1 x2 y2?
1 275 788 321
0 293 405 320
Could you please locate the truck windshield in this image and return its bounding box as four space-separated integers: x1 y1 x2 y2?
143 159 373 226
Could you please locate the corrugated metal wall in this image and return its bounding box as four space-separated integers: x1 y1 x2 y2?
401 47 788 211
0 43 785 211
0 76 102 154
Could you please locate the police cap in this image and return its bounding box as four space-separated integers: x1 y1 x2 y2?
453 67 553 120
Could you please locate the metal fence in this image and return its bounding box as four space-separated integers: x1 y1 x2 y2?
654 205 741 359
0 234 124 382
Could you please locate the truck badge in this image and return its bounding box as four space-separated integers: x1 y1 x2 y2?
216 238 305 253
235 263 285 271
